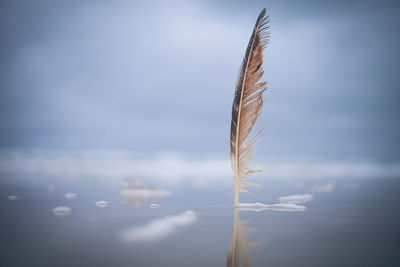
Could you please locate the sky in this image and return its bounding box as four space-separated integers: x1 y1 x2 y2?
1 0 399 161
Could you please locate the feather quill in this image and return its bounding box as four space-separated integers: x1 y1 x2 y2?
230 8 270 206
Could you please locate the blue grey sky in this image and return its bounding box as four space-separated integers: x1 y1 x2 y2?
1 0 399 160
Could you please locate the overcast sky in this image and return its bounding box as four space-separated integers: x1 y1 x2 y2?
1 0 399 161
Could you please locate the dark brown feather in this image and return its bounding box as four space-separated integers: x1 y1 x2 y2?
230 8 270 205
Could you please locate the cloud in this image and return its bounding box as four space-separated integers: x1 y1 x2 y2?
119 210 197 243
1 1 399 160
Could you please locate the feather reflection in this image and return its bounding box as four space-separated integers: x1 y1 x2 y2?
227 208 256 267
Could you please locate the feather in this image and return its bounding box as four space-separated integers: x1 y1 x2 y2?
230 8 270 206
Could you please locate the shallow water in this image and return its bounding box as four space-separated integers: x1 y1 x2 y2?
1 155 400 266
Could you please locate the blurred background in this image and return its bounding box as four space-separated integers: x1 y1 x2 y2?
0 0 399 161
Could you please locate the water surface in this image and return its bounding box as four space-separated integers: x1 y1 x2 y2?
1 153 400 266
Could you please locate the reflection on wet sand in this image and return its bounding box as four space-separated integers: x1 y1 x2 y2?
278 194 313 204
65 192 77 199
238 202 306 212
119 210 197 243
95 201 108 207
150 203 160 209
52 206 71 217
310 183 334 193
229 194 309 265
227 208 254 267
120 181 170 205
